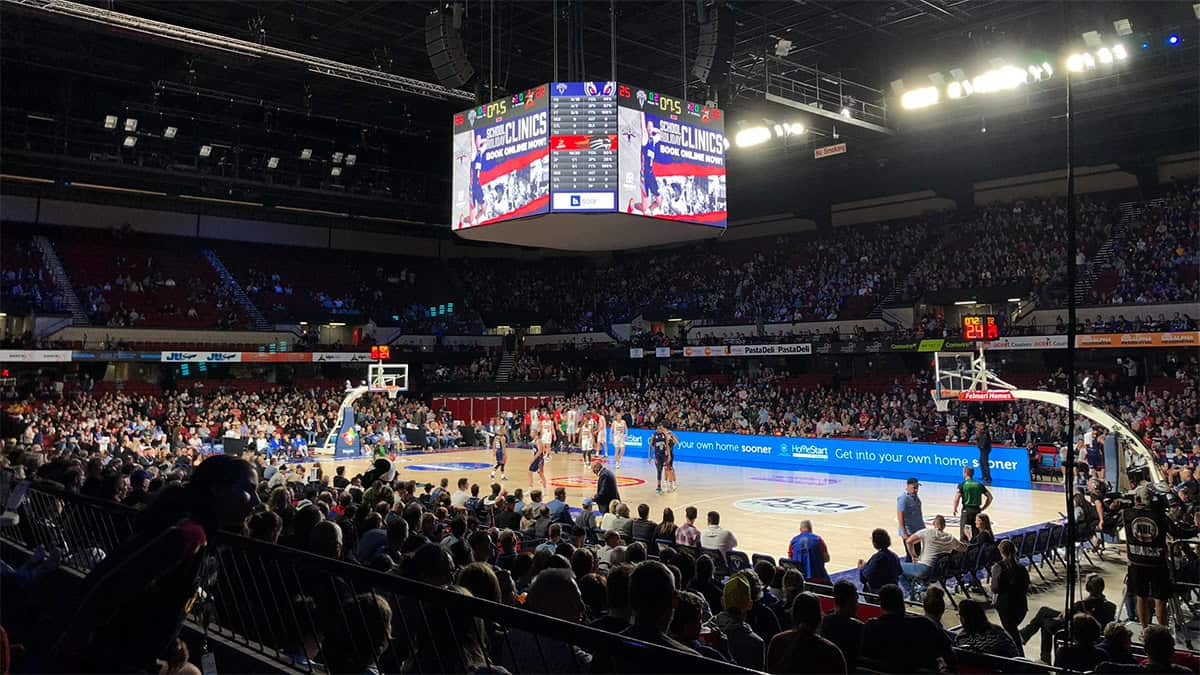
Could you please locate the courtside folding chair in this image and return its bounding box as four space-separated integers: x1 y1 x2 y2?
726 550 752 574
751 553 776 569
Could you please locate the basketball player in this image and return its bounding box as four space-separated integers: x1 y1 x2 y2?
529 423 552 492
489 416 508 481
536 410 556 468
611 412 628 469
580 414 596 463
566 406 578 449
528 406 539 444
627 114 663 216
595 411 608 460
649 425 670 494
662 426 680 492
464 132 487 228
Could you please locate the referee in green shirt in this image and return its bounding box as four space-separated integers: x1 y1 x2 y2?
953 465 993 541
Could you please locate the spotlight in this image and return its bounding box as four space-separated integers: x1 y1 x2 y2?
1067 54 1085 72
775 38 792 56
773 124 784 138
1113 19 1133 36
123 135 138 148
901 86 939 110
330 166 342 177
734 126 771 148
1167 34 1180 46
103 115 118 129
124 118 138 132
199 145 212 157
927 72 945 86
267 156 279 169
787 122 805 135
345 154 357 166
947 81 963 99
332 151 344 164
949 68 967 82
1042 62 1054 78
1097 47 1113 64
1027 64 1043 81
164 126 177 139
890 79 906 95
840 107 851 118
300 148 313 160
1113 44 1128 60
1084 53 1096 69
1082 31 1103 48
961 79 974 96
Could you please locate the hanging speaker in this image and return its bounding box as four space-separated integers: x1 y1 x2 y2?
425 7 475 89
691 4 734 84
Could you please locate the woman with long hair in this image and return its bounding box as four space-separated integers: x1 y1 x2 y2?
656 507 678 542
989 539 1031 653
766 592 847 674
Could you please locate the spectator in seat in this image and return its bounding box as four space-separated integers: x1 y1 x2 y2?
858 528 902 592
902 514 965 595
590 563 633 633
818 580 863 668
767 592 847 675
321 593 393 675
1095 622 1137 666
860 584 953 673
1138 625 1195 674
955 598 1020 657
656 507 678 542
700 510 737 555
631 503 658 542
1054 613 1106 672
713 574 764 669
546 487 571 524
620 561 698 654
691 554 725 614
742 568 783 642
500 568 591 673
675 505 702 546
669 590 728 662
787 519 830 584
610 503 634 539
1020 573 1116 664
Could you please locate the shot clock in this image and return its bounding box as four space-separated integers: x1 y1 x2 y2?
962 314 1000 341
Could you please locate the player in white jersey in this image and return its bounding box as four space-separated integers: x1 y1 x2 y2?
595 412 608 460
529 407 540 444
580 415 597 463
565 407 578 448
610 414 628 470
531 413 555 490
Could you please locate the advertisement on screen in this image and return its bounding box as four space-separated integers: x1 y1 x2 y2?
617 83 726 226
613 428 1030 488
451 84 550 230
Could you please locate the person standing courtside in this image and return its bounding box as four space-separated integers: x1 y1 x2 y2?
953 466 992 541
975 421 993 484
897 478 924 562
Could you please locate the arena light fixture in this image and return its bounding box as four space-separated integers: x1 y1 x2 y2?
300 148 313 160
1042 62 1054 77
266 156 279 169
901 86 939 110
773 124 784 138
199 144 212 157
327 322 346 327
927 72 945 86
947 81 963 99
1067 53 1085 72
1082 31 1103 48
330 166 342 176
345 154 357 166
163 126 177 139
1113 44 1128 61
124 117 138 132
103 115 118 129
954 299 977 306
1007 297 1022 302
123 135 138 148
775 38 792 56
840 107 852 118
734 126 771 148
1113 19 1133 36
1097 47 1113 64
971 65 1027 94
1167 33 1180 46
889 79 906 95
332 151 344 164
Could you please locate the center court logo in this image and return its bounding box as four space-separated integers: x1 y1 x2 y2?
734 496 868 515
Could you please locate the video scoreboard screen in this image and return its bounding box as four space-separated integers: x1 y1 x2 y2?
451 85 550 230
451 82 725 232
617 84 727 226
549 81 618 212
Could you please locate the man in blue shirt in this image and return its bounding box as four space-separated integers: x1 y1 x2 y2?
788 520 830 584
545 487 572 525
896 477 924 561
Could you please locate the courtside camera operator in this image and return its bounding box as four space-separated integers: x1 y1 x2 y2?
1123 484 1198 628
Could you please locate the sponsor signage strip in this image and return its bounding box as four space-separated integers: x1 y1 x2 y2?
614 428 1031 488
0 350 72 362
1075 331 1198 348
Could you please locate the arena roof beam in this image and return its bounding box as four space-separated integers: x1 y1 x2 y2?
2 0 475 103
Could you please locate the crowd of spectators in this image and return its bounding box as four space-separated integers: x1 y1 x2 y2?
1094 183 1200 305
509 352 578 383
901 197 1116 305
426 357 497 384
1 236 67 314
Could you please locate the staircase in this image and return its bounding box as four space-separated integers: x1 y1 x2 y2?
495 352 516 383
867 226 944 320
32 235 89 326
201 248 271 330
1070 199 1157 304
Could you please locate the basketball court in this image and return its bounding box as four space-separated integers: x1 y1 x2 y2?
322 446 1067 573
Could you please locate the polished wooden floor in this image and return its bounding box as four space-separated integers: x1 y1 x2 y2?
322 446 1067 573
